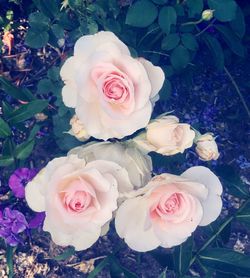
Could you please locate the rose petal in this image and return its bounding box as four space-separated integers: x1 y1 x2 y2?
181 166 223 226
138 58 165 99
115 196 160 252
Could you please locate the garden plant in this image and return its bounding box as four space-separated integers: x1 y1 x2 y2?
0 0 250 277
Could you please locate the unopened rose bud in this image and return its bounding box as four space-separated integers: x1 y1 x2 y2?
195 133 219 161
69 115 90 141
202 9 214 21
134 115 195 156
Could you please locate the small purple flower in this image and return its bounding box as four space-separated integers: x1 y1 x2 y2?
28 212 45 229
9 168 37 198
0 208 28 246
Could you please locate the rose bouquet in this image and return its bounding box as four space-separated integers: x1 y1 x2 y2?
24 31 222 255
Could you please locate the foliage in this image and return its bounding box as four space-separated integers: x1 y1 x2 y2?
0 0 249 277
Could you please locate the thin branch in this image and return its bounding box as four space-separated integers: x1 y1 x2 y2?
138 27 160 48
224 66 250 118
195 19 216 37
143 50 169 57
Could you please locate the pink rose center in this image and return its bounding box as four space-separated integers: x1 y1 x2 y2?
150 192 183 220
157 193 180 215
102 72 129 103
62 190 92 213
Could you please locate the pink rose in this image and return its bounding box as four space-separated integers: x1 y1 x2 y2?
25 155 132 250
60 31 165 140
115 166 223 252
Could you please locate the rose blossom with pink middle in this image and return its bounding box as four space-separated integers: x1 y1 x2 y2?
25 154 133 251
60 31 165 140
115 166 223 252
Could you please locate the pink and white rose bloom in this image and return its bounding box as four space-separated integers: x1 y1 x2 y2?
134 116 195 156
25 155 132 251
60 31 165 140
115 166 223 252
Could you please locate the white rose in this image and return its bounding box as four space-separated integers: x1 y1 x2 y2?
25 154 132 251
60 31 165 140
115 166 223 252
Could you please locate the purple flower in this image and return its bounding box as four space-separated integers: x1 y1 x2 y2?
9 168 37 198
28 212 45 229
0 208 28 246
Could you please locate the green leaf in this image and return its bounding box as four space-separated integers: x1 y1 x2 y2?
215 24 245 57
2 138 13 156
215 165 249 198
33 0 59 19
159 79 172 100
186 0 203 18
208 0 237 22
199 248 250 277
173 236 193 276
8 100 48 125
0 155 14 167
151 0 168 4
181 33 198 51
0 76 35 101
161 33 180 51
236 201 250 229
6 246 15 278
110 255 138 278
87 257 110 278
51 24 64 39
230 7 245 39
28 125 40 140
158 268 167 278
47 66 60 81
6 10 14 21
25 29 49 49
15 140 35 160
53 247 75 261
28 12 50 32
202 34 224 70
170 45 190 70
37 79 56 94
2 101 13 117
126 0 158 28
87 19 99 34
0 117 11 138
158 6 177 35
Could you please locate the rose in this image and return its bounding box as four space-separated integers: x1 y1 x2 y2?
68 141 152 190
25 154 132 251
115 166 222 252
195 133 219 161
134 116 195 156
60 31 165 140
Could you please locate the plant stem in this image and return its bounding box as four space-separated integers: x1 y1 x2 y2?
189 198 250 268
195 19 216 37
224 66 250 119
181 18 203 27
138 27 160 48
143 50 169 57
